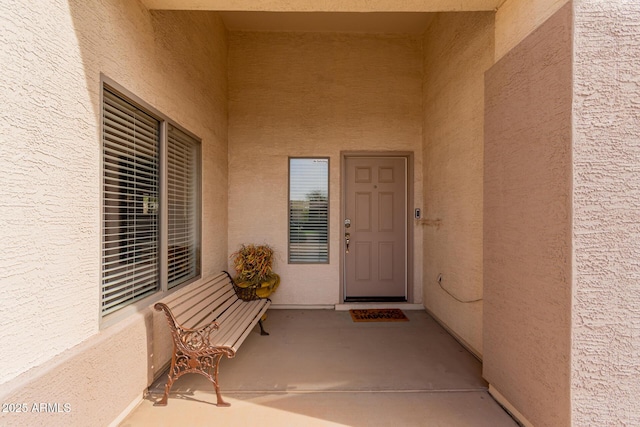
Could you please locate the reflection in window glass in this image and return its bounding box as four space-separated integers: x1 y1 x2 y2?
101 84 201 318
102 87 160 315
289 158 329 263
167 125 201 289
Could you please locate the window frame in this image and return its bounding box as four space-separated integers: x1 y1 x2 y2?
100 76 202 328
166 124 202 289
288 157 330 264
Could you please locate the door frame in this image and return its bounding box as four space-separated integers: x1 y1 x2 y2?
340 151 414 303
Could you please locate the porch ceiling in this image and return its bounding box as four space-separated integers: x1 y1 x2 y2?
141 0 504 12
218 11 436 33
141 0 502 33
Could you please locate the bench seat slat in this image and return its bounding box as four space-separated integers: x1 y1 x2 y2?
192 289 241 328
170 278 232 325
182 287 238 328
213 299 262 346
165 274 227 309
222 302 270 351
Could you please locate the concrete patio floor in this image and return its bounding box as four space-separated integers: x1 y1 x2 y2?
120 309 518 426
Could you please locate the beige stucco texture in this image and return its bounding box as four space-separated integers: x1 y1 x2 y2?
3 1 640 426
484 3 573 426
572 1 640 425
421 12 494 357
1 1 229 425
227 31 424 306
494 0 569 60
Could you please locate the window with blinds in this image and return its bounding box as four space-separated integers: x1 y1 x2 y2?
288 158 329 263
167 125 200 288
101 82 202 318
102 88 160 315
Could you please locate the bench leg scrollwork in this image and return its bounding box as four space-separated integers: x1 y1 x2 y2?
154 302 236 407
157 349 236 407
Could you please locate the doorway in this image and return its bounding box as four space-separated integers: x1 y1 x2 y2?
343 155 409 301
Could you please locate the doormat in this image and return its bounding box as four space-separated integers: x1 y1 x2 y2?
349 309 409 322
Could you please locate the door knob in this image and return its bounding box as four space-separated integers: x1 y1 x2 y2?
345 232 350 254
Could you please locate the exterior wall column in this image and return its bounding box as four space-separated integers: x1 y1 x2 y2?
572 1 640 424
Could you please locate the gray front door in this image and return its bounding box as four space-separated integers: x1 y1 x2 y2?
344 156 407 301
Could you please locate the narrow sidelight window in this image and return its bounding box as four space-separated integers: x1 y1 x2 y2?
288 158 329 263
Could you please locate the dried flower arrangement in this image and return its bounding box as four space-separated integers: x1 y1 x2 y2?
230 244 280 300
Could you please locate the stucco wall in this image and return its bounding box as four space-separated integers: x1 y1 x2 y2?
494 0 570 61
0 0 228 425
228 31 423 305
484 3 572 426
421 12 494 357
572 1 640 425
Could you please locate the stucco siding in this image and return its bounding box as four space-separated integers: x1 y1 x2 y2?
0 0 228 424
228 31 423 305
484 4 573 426
1 0 99 386
422 12 494 357
0 312 152 426
494 0 570 61
572 1 640 425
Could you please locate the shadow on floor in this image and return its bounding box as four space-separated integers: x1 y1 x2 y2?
123 309 518 427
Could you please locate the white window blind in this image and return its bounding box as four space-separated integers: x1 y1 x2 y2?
167 125 200 288
102 88 160 315
289 158 329 263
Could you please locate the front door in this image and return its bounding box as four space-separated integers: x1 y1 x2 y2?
344 156 407 301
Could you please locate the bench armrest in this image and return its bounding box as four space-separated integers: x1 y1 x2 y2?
155 302 236 356
179 322 220 351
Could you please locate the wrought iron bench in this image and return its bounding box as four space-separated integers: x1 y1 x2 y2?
154 271 271 406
